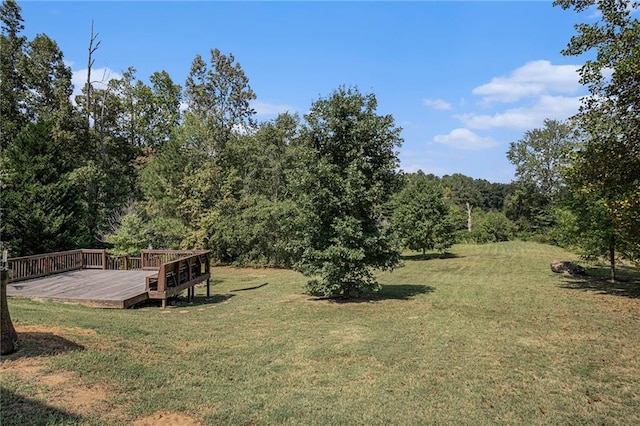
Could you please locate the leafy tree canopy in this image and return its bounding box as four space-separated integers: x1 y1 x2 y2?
393 176 455 254
294 87 402 298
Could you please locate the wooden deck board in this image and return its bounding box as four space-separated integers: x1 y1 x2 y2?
6 269 155 308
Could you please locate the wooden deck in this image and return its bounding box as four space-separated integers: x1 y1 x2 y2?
7 269 155 309
6 249 211 309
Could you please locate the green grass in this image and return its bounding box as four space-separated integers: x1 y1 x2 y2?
2 241 639 425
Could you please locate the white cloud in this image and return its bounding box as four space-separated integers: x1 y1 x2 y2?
251 100 295 116
472 60 581 103
71 67 122 99
456 95 582 130
434 128 498 150
422 98 452 110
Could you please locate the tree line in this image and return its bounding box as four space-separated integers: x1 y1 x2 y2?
1 0 638 297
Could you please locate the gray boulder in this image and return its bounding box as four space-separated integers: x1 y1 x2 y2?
550 261 586 276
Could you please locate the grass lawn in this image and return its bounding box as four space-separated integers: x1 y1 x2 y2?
1 241 639 425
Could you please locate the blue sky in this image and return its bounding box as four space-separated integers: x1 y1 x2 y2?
19 1 602 183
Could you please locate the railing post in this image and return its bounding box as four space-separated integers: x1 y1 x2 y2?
158 264 166 294
101 250 107 270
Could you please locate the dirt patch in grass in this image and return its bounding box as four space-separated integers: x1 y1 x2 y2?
2 325 206 425
133 411 203 426
1 325 116 422
2 324 90 360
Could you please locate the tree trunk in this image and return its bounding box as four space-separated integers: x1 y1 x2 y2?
1 268 18 355
466 202 473 232
609 234 616 283
86 20 100 130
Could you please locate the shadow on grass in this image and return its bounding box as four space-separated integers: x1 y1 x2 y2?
1 332 85 361
380 284 435 299
559 265 640 298
188 293 235 306
400 252 460 261
315 284 435 304
0 387 83 425
134 293 235 308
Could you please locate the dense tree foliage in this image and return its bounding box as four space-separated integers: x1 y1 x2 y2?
0 0 26 151
554 0 640 279
296 87 402 297
293 87 403 298
507 119 575 197
392 174 455 254
1 121 87 254
505 119 576 237
439 173 512 233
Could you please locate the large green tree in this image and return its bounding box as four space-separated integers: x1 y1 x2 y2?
184 48 256 154
137 49 257 251
0 2 90 255
294 87 402 298
507 119 576 197
505 119 576 234
555 0 640 279
392 176 455 255
1 121 87 256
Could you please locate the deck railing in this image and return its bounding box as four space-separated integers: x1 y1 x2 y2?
141 250 208 270
107 256 142 271
81 249 108 269
8 250 84 282
146 251 211 307
8 249 206 283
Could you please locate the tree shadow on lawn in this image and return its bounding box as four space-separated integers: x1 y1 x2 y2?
559 265 640 298
400 252 461 261
1 332 85 361
0 387 84 425
315 284 435 304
